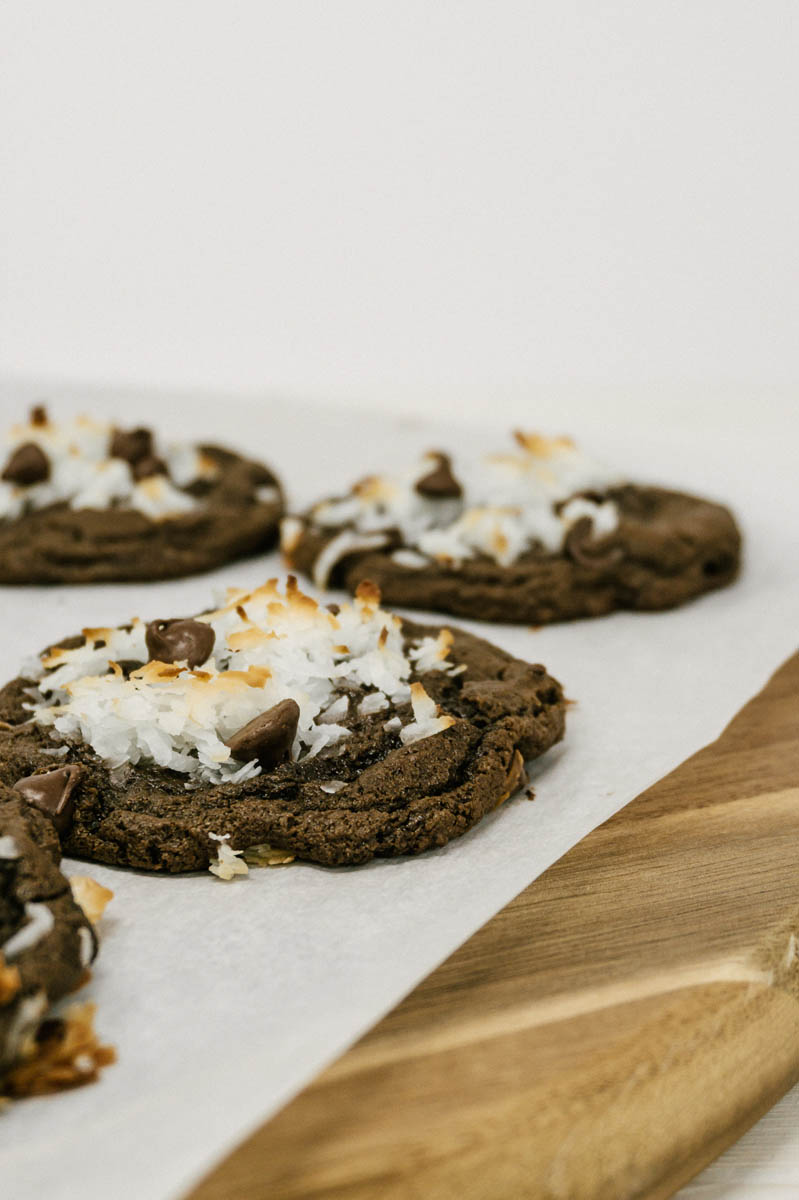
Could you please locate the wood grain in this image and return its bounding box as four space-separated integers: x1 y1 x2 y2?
189 653 799 1200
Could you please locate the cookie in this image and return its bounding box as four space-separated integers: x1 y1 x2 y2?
0 406 284 583
0 577 565 871
0 793 102 1087
281 432 741 623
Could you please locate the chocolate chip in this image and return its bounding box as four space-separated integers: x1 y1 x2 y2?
110 427 153 465
563 516 623 569
145 618 215 669
35 1018 66 1046
2 442 50 486
249 462 277 487
415 452 462 499
326 603 341 615
226 699 300 769
30 404 49 427
131 455 168 481
13 766 82 835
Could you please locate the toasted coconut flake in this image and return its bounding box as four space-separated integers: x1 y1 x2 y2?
312 531 389 588
399 683 457 745
319 779 347 794
318 695 349 724
353 474 395 501
81 626 115 644
1 1003 115 1098
513 430 575 457
391 548 430 569
0 413 207 521
208 834 249 880
0 957 21 1006
70 876 114 924
41 646 73 669
409 629 458 674
494 750 528 806
355 579 382 607
303 432 619 569
196 451 219 478
279 515 305 558
29 577 464 782
242 844 296 867
358 691 388 716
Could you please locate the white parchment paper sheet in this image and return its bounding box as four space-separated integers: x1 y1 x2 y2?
1 380 797 1200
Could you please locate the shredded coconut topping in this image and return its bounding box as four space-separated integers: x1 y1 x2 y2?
78 927 94 967
287 431 622 578
399 682 457 745
0 412 215 521
2 903 55 960
28 578 463 784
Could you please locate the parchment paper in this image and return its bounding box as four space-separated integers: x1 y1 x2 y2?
1 380 797 1200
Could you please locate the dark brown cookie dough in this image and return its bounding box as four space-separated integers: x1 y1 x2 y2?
0 794 98 1082
287 486 741 624
0 443 284 585
0 623 565 872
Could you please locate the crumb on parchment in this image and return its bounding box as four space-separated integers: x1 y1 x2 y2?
69 875 114 924
208 833 249 880
209 833 296 878
1 1003 115 1098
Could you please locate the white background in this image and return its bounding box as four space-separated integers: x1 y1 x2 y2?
1 3 797 1196
0 1 797 417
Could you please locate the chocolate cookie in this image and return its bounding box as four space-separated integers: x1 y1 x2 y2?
0 793 98 1085
0 407 284 583
0 578 565 871
281 432 741 624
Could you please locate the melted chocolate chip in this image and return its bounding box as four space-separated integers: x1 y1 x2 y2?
131 454 168 481
563 516 623 569
226 699 300 769
2 442 50 486
110 427 153 465
415 452 462 499
13 766 82 835
145 618 215 669
30 404 49 427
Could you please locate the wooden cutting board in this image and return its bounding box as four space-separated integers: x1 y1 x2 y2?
190 652 799 1200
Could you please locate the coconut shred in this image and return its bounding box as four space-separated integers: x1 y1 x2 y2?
27 579 461 785
285 432 623 586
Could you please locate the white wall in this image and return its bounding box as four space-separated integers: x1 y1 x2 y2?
0 1 796 421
